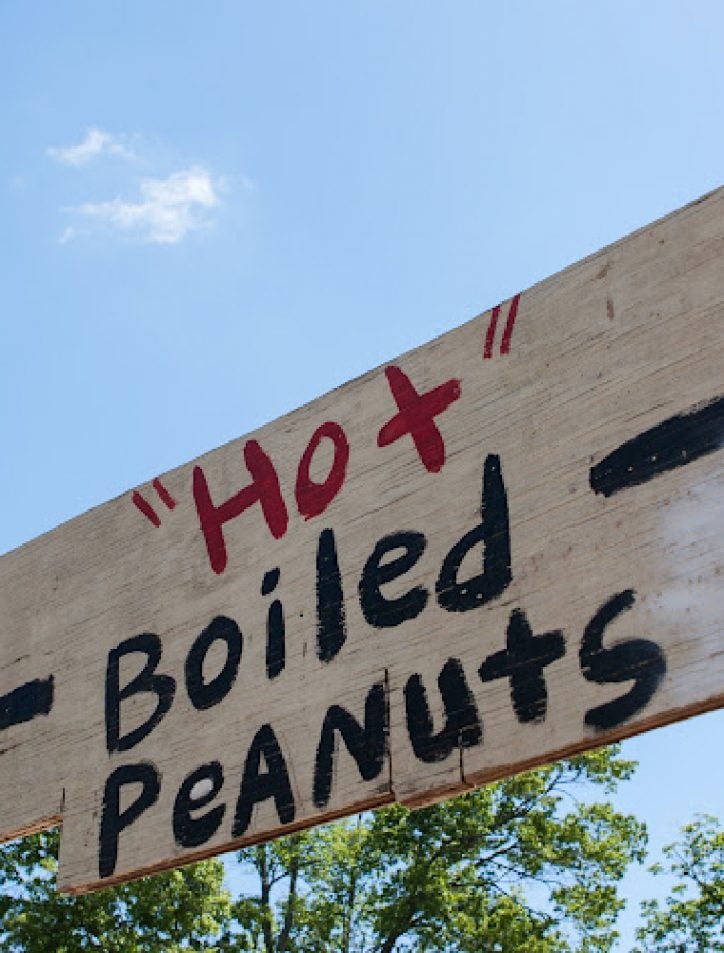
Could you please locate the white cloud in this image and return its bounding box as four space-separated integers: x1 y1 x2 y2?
48 128 134 166
66 167 221 244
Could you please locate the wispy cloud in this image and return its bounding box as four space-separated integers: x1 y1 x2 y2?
66 167 221 244
49 128 232 245
48 128 134 166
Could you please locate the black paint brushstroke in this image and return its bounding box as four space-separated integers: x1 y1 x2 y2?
590 395 724 498
404 659 482 763
580 589 666 730
316 528 347 662
478 609 565 724
0 676 54 730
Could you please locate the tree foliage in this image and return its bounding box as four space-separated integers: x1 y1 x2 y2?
635 814 723 953
0 830 230 952
223 746 646 953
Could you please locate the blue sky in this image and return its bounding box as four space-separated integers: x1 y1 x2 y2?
1 1 722 946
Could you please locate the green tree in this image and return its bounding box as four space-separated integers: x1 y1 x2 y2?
0 829 231 952
223 745 647 953
635 814 723 953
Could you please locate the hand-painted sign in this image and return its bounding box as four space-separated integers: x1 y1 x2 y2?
1 189 723 894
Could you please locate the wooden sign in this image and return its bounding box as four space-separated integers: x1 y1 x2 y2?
1 189 723 895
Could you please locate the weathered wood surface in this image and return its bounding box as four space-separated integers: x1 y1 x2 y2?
1 188 723 894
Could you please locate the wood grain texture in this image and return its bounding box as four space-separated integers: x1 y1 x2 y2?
1 188 723 894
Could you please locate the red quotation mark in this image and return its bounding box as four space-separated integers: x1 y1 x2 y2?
193 422 349 574
132 478 177 528
377 365 461 473
483 293 521 360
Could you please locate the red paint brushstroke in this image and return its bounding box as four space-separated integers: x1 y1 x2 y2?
483 305 501 360
295 421 350 520
132 491 161 528
377 365 461 473
193 440 289 575
500 293 521 355
153 478 177 510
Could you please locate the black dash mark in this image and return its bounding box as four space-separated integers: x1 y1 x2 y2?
590 395 724 498
0 676 54 730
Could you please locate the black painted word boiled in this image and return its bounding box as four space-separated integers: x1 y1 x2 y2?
105 454 512 757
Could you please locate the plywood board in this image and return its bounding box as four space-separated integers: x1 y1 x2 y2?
1 188 722 894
